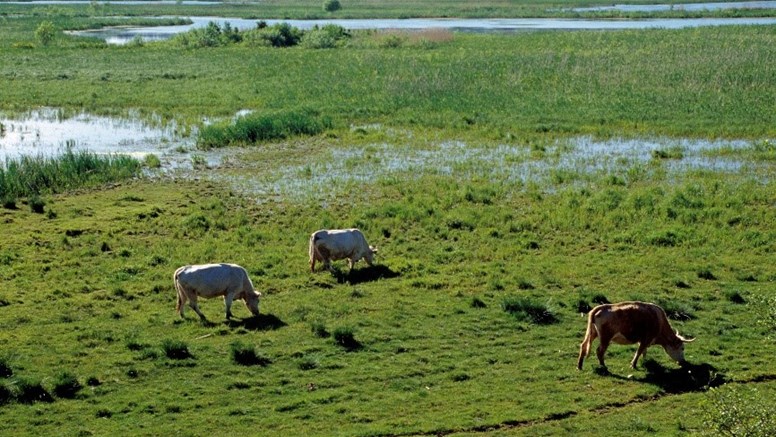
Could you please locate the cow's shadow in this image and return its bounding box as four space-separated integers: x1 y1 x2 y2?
600 359 726 394
333 265 400 285
224 313 286 331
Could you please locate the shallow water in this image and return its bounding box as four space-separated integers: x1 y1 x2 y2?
1 111 766 199
69 15 776 45
221 131 764 202
0 108 210 168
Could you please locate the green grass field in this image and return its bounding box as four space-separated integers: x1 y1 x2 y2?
1 2 775 436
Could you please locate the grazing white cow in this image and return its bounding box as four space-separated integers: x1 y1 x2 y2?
174 263 261 320
309 228 377 273
577 301 695 370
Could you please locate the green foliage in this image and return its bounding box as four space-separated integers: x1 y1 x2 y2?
35 20 56 46
702 385 776 436
197 109 332 149
172 21 241 48
502 297 559 325
323 0 341 13
301 24 350 49
244 22 303 48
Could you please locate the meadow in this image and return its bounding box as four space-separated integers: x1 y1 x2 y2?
1 2 776 436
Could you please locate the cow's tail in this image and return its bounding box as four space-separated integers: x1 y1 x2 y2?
309 233 319 272
173 266 186 314
577 308 597 370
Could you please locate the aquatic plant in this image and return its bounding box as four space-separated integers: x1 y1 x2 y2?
0 149 141 201
196 109 332 149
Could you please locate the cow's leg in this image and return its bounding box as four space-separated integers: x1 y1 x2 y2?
178 293 188 318
348 257 356 271
577 328 597 370
596 334 611 368
325 258 335 273
224 292 235 319
188 296 207 321
630 342 650 369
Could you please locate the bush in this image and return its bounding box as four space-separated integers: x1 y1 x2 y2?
244 22 302 48
323 0 341 12
35 20 56 46
172 21 241 48
502 297 559 325
231 341 271 366
53 372 82 399
302 24 349 49
162 339 193 360
702 385 776 436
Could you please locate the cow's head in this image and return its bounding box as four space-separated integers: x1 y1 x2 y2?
245 290 262 317
664 330 695 364
365 246 378 264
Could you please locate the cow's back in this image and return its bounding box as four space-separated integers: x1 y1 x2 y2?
593 301 663 343
177 263 244 294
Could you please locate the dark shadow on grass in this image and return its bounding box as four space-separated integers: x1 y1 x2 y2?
225 313 286 331
597 359 726 394
334 265 400 285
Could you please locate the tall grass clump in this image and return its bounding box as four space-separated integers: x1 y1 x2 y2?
52 372 82 399
230 341 271 366
197 109 332 149
0 149 141 200
161 339 193 360
502 297 559 325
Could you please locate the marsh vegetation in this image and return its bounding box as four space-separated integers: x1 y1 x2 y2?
0 1 775 435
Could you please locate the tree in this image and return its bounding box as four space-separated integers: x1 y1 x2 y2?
323 0 341 13
35 21 56 46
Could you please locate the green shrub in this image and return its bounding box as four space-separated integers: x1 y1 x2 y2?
502 297 559 325
323 0 341 13
172 21 241 48
702 385 776 436
53 372 82 399
35 20 56 46
302 24 349 49
244 22 302 48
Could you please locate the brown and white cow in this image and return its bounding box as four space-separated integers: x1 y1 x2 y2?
309 228 377 273
577 301 694 370
174 263 261 320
